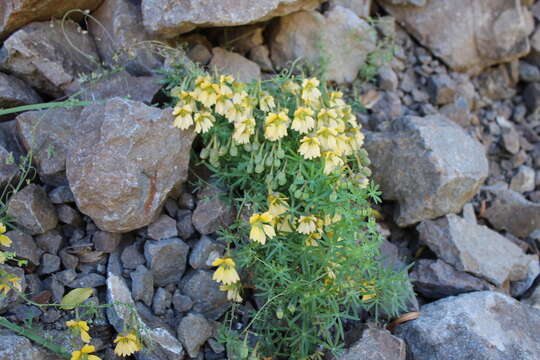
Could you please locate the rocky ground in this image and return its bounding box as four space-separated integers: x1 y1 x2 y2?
0 0 540 359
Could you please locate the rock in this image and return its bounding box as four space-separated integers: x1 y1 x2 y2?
68 273 106 288
176 209 195 239
189 236 225 269
177 313 213 358
38 254 61 275
106 272 185 359
0 146 18 187
213 25 264 55
395 291 540 360
519 61 540 82
192 185 234 235
180 270 229 320
60 249 79 270
378 0 533 75
511 256 540 297
66 98 196 233
208 48 261 83
410 259 490 299
0 265 25 312
35 230 63 255
54 269 77 286
365 115 488 226
417 214 533 286
48 186 75 204
0 20 99 97
439 97 471 128
187 43 213 65
1 230 41 265
141 0 322 38
16 106 82 184
523 82 540 114
172 291 193 313
147 215 178 241
337 327 405 360
144 238 189 286
510 165 536 193
152 287 172 315
7 184 58 235
0 330 50 360
0 72 41 111
484 188 540 238
250 45 274 72
93 231 122 253
498 119 521 155
426 74 456 105
56 205 82 226
88 0 162 75
377 65 398 92
270 6 376 83
121 242 146 269
461 203 476 224
131 265 154 307
0 0 103 40
475 64 516 101
330 0 371 18
178 193 195 210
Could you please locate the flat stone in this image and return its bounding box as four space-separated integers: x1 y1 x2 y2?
377 65 398 92
523 82 540 113
189 236 225 270
209 48 261 83
54 269 77 286
330 0 371 18
519 61 540 82
152 287 172 316
177 313 213 358
395 291 540 360
68 273 106 288
180 270 229 320
93 231 122 253
511 256 540 297
1 230 41 265
365 115 488 226
0 72 41 111
0 20 99 97
7 184 58 235
121 243 146 270
147 214 178 241
144 238 189 286
192 185 234 235
337 327 405 360
131 265 154 307
66 98 195 233
38 254 61 275
417 214 533 286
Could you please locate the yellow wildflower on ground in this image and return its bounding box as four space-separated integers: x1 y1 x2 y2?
292 107 315 134
0 223 11 247
114 332 142 357
249 212 276 244
301 78 321 104
70 345 101 360
214 86 233 117
193 78 220 107
283 80 301 95
259 92 276 112
193 111 215 134
220 283 243 302
328 91 346 107
297 215 318 235
267 193 288 216
176 90 196 108
336 134 353 156
347 127 365 150
264 111 290 141
226 92 252 123
212 257 241 285
66 320 91 343
323 151 344 175
316 127 338 150
298 136 321 160
172 104 194 130
305 233 320 246
274 215 294 233
317 108 339 128
0 273 22 296
233 117 256 144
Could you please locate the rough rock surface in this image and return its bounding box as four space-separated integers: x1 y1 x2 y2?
1 230 41 265
0 330 52 360
208 47 261 83
378 0 533 75
395 291 540 360
66 98 196 233
270 6 376 83
7 184 58 235
177 313 213 358
0 20 99 97
192 184 235 235
417 214 532 287
365 115 488 226
337 327 406 360
0 146 18 187
0 72 41 110
141 0 322 38
144 238 189 286
180 269 229 320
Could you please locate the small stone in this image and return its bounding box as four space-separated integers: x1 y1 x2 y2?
1 230 41 265
187 44 213 65
439 97 471 128
12 304 41 322
147 214 178 240
131 265 154 307
56 205 82 226
209 47 261 83
510 165 536 193
511 256 540 297
180 270 229 320
38 254 61 275
93 231 122 253
378 65 398 92
68 273 106 288
177 313 213 358
121 243 146 270
0 72 42 111
462 203 476 224
172 291 193 313
41 308 62 323
144 238 189 286
48 186 75 204
501 127 521 155
7 184 58 235
523 82 540 113
426 74 456 105
189 236 225 270
176 209 195 239
192 185 234 235
43 277 64 303
337 327 406 360
152 287 172 316
54 270 77 286
249 45 274 72
519 61 540 82
35 230 63 255
0 146 18 188
178 193 195 209
59 250 79 270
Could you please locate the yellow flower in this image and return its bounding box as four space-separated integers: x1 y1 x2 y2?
193 78 220 107
177 91 196 108
193 111 215 134
301 78 321 104
249 212 276 244
214 86 233 117
316 127 338 151
219 74 235 84
212 257 240 285
347 127 365 150
283 81 301 95
267 193 288 216
323 151 344 175
297 215 318 235
259 92 276 112
305 233 321 246
114 332 142 357
328 91 346 107
70 345 101 360
335 134 353 156
317 108 339 127
233 117 256 144
172 104 194 130
66 320 91 343
220 283 243 302
0 274 22 296
0 223 11 247
291 107 315 134
226 92 252 123
264 111 289 142
298 136 321 160
340 105 356 126
274 215 294 233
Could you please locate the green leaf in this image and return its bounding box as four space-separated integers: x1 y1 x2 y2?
60 288 93 310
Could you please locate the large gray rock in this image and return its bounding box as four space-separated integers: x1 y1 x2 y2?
141 0 322 38
484 188 540 238
16 107 81 184
144 238 189 286
0 20 99 97
0 0 103 40
7 184 58 235
0 72 41 110
180 269 229 320
88 0 162 75
417 214 533 287
365 115 488 226
66 98 195 233
269 6 376 83
0 330 51 360
177 313 213 358
395 291 540 360
378 0 533 75
208 47 261 83
330 0 371 18
337 327 405 360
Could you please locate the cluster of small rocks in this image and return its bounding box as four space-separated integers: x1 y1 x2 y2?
0 0 539 360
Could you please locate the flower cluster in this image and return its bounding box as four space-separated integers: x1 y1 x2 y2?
212 256 242 302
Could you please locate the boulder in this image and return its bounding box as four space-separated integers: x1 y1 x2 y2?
337 327 405 360
378 0 533 75
208 47 261 83
66 98 195 232
395 291 540 360
141 0 322 38
7 184 58 235
269 6 376 83
0 20 99 97
365 115 488 226
417 214 533 287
